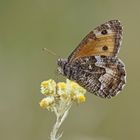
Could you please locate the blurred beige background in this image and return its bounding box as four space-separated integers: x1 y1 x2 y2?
0 0 139 140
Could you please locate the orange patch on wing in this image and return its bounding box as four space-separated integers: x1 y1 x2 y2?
72 34 115 61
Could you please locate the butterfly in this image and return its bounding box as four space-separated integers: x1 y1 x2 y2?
57 20 126 98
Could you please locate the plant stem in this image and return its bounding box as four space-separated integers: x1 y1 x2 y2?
50 104 71 140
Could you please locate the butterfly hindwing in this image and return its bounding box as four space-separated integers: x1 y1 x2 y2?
67 56 126 98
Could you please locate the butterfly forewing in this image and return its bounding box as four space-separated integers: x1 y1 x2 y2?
68 20 123 63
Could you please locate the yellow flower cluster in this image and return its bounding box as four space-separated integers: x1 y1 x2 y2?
39 79 86 110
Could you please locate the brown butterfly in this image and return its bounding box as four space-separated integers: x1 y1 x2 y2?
57 20 126 98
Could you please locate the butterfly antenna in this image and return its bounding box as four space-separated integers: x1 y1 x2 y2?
42 48 57 56
42 47 61 81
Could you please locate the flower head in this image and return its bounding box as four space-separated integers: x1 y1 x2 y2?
41 79 56 95
40 79 86 110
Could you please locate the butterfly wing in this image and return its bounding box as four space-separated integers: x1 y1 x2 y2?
69 56 126 98
68 20 123 63
93 56 126 98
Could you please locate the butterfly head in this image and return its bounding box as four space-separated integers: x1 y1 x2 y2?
57 58 68 75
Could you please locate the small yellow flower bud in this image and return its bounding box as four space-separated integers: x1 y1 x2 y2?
41 81 49 87
39 99 48 109
39 97 54 109
40 79 56 95
77 94 86 103
57 82 66 90
71 82 79 89
73 94 86 103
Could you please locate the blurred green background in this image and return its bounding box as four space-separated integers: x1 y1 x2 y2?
0 0 139 140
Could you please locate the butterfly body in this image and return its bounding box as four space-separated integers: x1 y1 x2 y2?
57 20 126 98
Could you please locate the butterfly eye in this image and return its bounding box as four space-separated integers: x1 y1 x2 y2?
101 30 108 35
102 46 108 51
